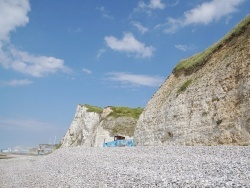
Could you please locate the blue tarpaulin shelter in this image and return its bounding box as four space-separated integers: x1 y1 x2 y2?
103 139 134 147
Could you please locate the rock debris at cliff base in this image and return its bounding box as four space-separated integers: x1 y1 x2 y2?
0 147 249 187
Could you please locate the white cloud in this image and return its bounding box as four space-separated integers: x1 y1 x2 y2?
134 0 165 16
96 48 106 59
82 68 92 74
164 0 245 33
138 1 147 9
106 72 164 87
184 0 244 25
104 33 155 58
96 6 113 19
148 0 165 9
132 22 148 34
0 43 10 68
138 0 165 10
0 0 30 41
0 47 71 77
0 0 71 78
163 17 182 34
5 48 71 77
175 44 188 51
0 79 33 86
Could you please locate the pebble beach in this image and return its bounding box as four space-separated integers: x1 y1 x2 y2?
0 146 249 187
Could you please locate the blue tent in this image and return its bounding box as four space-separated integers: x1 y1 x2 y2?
103 139 134 147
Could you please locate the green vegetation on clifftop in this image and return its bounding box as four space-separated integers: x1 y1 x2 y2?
83 104 143 119
174 15 250 74
84 104 103 113
107 106 143 119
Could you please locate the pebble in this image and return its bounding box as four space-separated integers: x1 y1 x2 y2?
0 146 249 187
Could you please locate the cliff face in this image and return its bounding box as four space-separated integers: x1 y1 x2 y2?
60 105 142 147
134 15 250 146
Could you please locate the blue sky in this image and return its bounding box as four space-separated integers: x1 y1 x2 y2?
0 0 249 149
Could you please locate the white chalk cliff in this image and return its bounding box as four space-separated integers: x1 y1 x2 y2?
60 105 140 147
134 15 250 146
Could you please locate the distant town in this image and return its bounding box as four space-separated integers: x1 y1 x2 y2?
1 143 59 156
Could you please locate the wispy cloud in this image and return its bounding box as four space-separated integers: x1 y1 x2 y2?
106 72 164 87
0 117 63 132
167 0 179 7
0 0 71 78
148 0 165 9
134 0 165 16
132 21 148 34
138 0 165 10
175 44 191 52
96 48 106 59
82 68 92 74
68 27 82 33
0 79 33 87
104 32 155 58
96 6 113 19
164 0 245 33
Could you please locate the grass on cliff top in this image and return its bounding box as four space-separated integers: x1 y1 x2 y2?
107 106 143 119
174 14 250 73
84 104 143 119
84 104 103 113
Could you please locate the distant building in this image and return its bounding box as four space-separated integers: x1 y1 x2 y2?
37 144 56 155
1 148 11 153
29 148 38 155
13 146 33 154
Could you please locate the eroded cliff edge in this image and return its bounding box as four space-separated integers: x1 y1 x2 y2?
134 15 250 146
60 105 143 147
